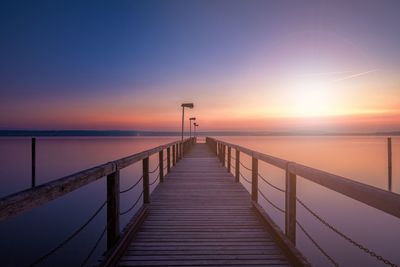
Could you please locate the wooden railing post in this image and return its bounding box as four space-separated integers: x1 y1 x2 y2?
167 147 171 173
227 146 231 173
176 143 179 162
388 137 392 191
31 137 36 187
107 167 120 249
219 143 222 163
252 157 258 202
172 145 176 166
222 145 226 168
285 164 296 244
179 142 181 160
159 150 164 183
235 149 240 182
143 157 150 204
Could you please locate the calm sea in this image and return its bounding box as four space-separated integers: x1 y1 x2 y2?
0 136 399 266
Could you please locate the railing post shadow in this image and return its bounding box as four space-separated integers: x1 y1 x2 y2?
143 157 150 204
227 146 231 173
285 163 296 244
107 164 120 250
159 150 164 183
167 147 171 173
235 149 240 182
252 157 258 202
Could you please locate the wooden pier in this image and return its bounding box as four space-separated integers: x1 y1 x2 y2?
1 137 399 266
117 143 297 266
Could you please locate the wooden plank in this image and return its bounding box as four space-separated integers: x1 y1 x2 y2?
117 144 293 266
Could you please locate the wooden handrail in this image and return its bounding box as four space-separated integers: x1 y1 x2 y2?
0 138 194 222
206 137 400 219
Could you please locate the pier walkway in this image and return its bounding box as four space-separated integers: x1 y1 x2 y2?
118 143 291 266
2 137 399 267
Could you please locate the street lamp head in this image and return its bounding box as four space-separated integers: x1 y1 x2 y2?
189 117 196 121
181 103 194 108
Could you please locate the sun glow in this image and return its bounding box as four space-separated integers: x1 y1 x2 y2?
288 77 336 117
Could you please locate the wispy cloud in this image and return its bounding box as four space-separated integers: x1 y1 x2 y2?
332 69 378 83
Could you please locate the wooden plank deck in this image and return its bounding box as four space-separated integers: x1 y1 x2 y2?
118 143 291 267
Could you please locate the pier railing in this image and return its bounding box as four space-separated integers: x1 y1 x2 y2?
206 137 400 267
0 137 196 266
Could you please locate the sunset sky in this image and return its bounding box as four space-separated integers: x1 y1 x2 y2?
1 0 399 132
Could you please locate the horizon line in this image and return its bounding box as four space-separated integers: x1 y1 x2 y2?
0 129 399 137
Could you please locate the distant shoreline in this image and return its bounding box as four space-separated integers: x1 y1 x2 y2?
0 130 399 137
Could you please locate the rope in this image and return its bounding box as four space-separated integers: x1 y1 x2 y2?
239 161 252 171
258 189 285 213
27 201 107 267
79 225 107 267
120 176 143 194
119 191 144 216
297 197 397 267
148 164 159 174
149 174 160 186
296 220 339 266
239 171 252 184
258 173 285 193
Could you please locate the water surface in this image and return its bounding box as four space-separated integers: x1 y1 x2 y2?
0 136 399 266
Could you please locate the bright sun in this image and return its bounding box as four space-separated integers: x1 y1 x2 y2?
289 78 336 117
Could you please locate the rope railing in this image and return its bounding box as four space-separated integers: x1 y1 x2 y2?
27 201 107 267
239 161 252 171
209 138 400 267
239 171 252 184
257 189 285 213
119 191 144 216
149 174 160 186
148 164 159 174
80 224 107 267
296 220 339 267
256 172 339 266
0 138 197 267
120 176 143 194
258 173 285 193
296 197 397 267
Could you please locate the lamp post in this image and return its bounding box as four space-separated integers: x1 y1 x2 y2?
181 103 194 141
194 123 199 138
189 117 196 138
